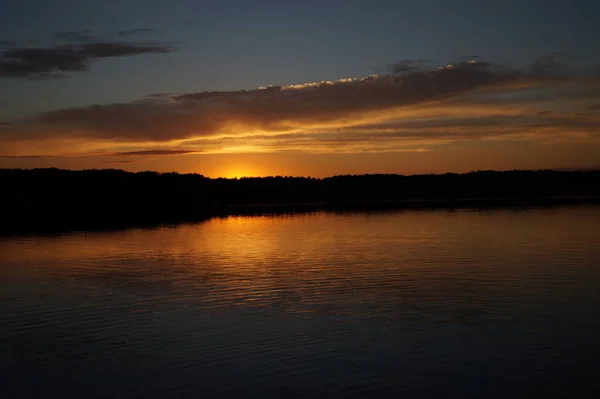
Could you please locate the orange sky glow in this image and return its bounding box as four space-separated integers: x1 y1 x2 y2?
1 61 600 176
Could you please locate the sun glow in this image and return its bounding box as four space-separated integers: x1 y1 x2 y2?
218 166 263 179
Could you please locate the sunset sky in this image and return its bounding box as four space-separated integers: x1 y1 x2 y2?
1 0 599 177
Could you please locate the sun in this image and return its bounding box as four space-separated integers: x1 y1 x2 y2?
219 167 261 179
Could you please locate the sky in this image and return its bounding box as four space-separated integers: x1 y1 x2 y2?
1 0 599 177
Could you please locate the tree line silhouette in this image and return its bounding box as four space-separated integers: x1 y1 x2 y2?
1 168 599 233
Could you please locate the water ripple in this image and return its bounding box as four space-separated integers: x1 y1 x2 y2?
1 206 600 398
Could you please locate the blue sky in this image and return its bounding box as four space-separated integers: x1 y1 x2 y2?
2 0 598 116
1 0 599 176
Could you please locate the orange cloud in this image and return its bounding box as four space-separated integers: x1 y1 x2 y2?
1 58 599 158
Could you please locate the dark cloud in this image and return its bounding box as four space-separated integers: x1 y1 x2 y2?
388 59 428 74
113 150 199 156
0 40 174 78
532 54 570 77
80 42 171 57
145 92 173 99
337 113 600 137
27 60 539 142
117 28 158 38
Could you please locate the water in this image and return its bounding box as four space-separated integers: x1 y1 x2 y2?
1 206 599 398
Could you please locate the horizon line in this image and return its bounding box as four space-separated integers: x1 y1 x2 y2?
2 166 599 180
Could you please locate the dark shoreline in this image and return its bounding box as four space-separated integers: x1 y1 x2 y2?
2 168 599 236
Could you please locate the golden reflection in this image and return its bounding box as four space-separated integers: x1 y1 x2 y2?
2 208 599 315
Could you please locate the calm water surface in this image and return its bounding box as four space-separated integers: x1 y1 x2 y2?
1 206 600 398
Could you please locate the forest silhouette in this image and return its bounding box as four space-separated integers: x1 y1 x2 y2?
1 168 599 233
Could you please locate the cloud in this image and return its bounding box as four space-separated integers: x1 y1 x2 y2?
21 61 539 141
173 111 599 154
0 155 52 158
117 28 158 38
1 58 599 157
145 92 173 99
0 39 174 79
388 59 428 74
112 149 199 156
101 160 134 164
53 30 95 42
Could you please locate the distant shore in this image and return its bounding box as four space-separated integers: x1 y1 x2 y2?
1 168 599 235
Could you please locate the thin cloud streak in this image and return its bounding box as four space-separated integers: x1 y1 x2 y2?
113 149 199 156
117 28 159 38
53 30 95 42
0 155 52 158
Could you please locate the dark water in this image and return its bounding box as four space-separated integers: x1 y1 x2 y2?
1 206 600 398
